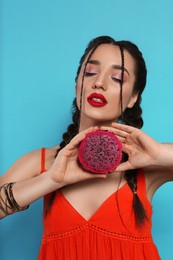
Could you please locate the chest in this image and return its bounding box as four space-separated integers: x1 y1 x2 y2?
43 171 152 240
59 174 126 221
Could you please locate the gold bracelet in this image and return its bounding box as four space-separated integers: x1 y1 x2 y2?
8 183 29 211
0 183 29 215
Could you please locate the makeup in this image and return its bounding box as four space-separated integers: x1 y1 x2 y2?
87 93 107 107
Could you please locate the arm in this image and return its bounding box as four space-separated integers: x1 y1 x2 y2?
0 127 106 219
0 149 59 219
109 123 173 172
101 123 173 197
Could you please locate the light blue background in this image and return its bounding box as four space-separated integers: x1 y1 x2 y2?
1 1 173 259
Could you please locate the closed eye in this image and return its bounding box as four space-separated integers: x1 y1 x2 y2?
84 72 97 77
111 77 122 83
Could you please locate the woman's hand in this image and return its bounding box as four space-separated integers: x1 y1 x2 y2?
101 123 163 172
47 127 106 186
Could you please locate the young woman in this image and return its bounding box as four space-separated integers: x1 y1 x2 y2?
0 36 173 259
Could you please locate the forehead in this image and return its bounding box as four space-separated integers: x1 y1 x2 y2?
86 44 135 73
89 44 121 61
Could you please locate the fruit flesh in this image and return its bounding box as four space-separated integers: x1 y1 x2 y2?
78 130 122 174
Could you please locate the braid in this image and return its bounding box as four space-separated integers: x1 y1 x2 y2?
55 99 80 157
117 41 147 226
123 96 143 128
45 36 148 226
125 170 148 226
123 96 147 226
46 37 117 214
46 99 79 213
119 45 125 121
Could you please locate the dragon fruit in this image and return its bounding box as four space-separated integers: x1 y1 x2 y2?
78 130 122 174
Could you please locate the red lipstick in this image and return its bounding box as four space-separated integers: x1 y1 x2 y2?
87 93 107 107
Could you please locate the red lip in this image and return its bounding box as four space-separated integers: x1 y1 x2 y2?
87 93 107 107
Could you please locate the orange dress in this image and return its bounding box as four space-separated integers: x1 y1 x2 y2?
38 148 160 260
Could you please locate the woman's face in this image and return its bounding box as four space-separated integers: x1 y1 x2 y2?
76 44 138 128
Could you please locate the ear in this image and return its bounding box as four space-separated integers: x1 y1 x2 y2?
127 93 139 108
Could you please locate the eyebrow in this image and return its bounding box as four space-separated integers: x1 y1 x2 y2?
87 59 130 76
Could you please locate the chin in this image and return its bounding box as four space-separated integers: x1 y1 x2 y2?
81 106 117 124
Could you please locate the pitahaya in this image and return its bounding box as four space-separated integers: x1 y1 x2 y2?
78 130 122 174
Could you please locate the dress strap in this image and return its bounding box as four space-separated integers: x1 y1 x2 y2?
137 169 152 210
137 169 146 191
40 148 46 174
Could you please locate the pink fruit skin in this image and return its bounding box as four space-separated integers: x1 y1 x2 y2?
78 130 122 174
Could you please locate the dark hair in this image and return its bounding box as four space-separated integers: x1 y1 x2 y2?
47 36 147 226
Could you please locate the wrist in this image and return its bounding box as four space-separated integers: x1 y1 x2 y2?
43 171 65 191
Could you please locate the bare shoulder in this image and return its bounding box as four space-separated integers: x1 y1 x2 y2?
144 166 173 201
0 146 59 185
44 145 59 170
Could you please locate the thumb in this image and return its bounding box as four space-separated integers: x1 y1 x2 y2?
115 161 134 172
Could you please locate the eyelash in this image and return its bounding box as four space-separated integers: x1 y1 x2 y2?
84 72 97 77
111 77 123 83
84 72 124 84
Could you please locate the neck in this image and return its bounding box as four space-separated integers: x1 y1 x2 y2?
79 114 116 132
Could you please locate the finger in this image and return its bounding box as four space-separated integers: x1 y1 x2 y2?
111 122 134 133
100 126 129 139
121 143 132 153
81 171 107 180
114 161 134 172
66 127 97 151
100 125 128 136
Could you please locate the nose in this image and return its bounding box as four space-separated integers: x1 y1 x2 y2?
92 76 107 90
95 81 103 87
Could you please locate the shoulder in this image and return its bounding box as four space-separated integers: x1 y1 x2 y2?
43 145 59 171
0 146 59 185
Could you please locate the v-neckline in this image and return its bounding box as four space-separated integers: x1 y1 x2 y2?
58 182 128 222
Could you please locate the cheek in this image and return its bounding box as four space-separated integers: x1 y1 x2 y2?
76 77 85 109
108 86 121 103
76 70 84 93
122 88 134 107
76 83 80 109
76 71 89 109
